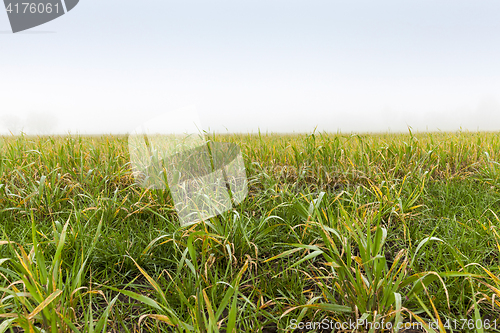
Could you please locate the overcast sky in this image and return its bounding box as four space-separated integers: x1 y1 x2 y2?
1 0 500 134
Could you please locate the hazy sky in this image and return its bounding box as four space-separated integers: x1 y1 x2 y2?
1 0 500 134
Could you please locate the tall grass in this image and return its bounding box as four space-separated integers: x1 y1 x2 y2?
1 130 500 331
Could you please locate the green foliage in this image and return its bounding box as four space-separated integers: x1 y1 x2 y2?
1 131 500 331
0 212 117 332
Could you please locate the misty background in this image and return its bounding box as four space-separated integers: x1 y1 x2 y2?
1 0 500 135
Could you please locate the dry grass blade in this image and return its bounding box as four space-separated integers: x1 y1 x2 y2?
27 289 62 320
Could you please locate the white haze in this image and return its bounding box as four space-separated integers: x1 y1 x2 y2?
1 0 500 135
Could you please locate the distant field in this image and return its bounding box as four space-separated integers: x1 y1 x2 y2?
1 131 500 332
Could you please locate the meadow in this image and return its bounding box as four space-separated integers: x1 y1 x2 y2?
1 130 500 332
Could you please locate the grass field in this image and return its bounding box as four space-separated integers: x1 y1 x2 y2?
1 130 500 332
